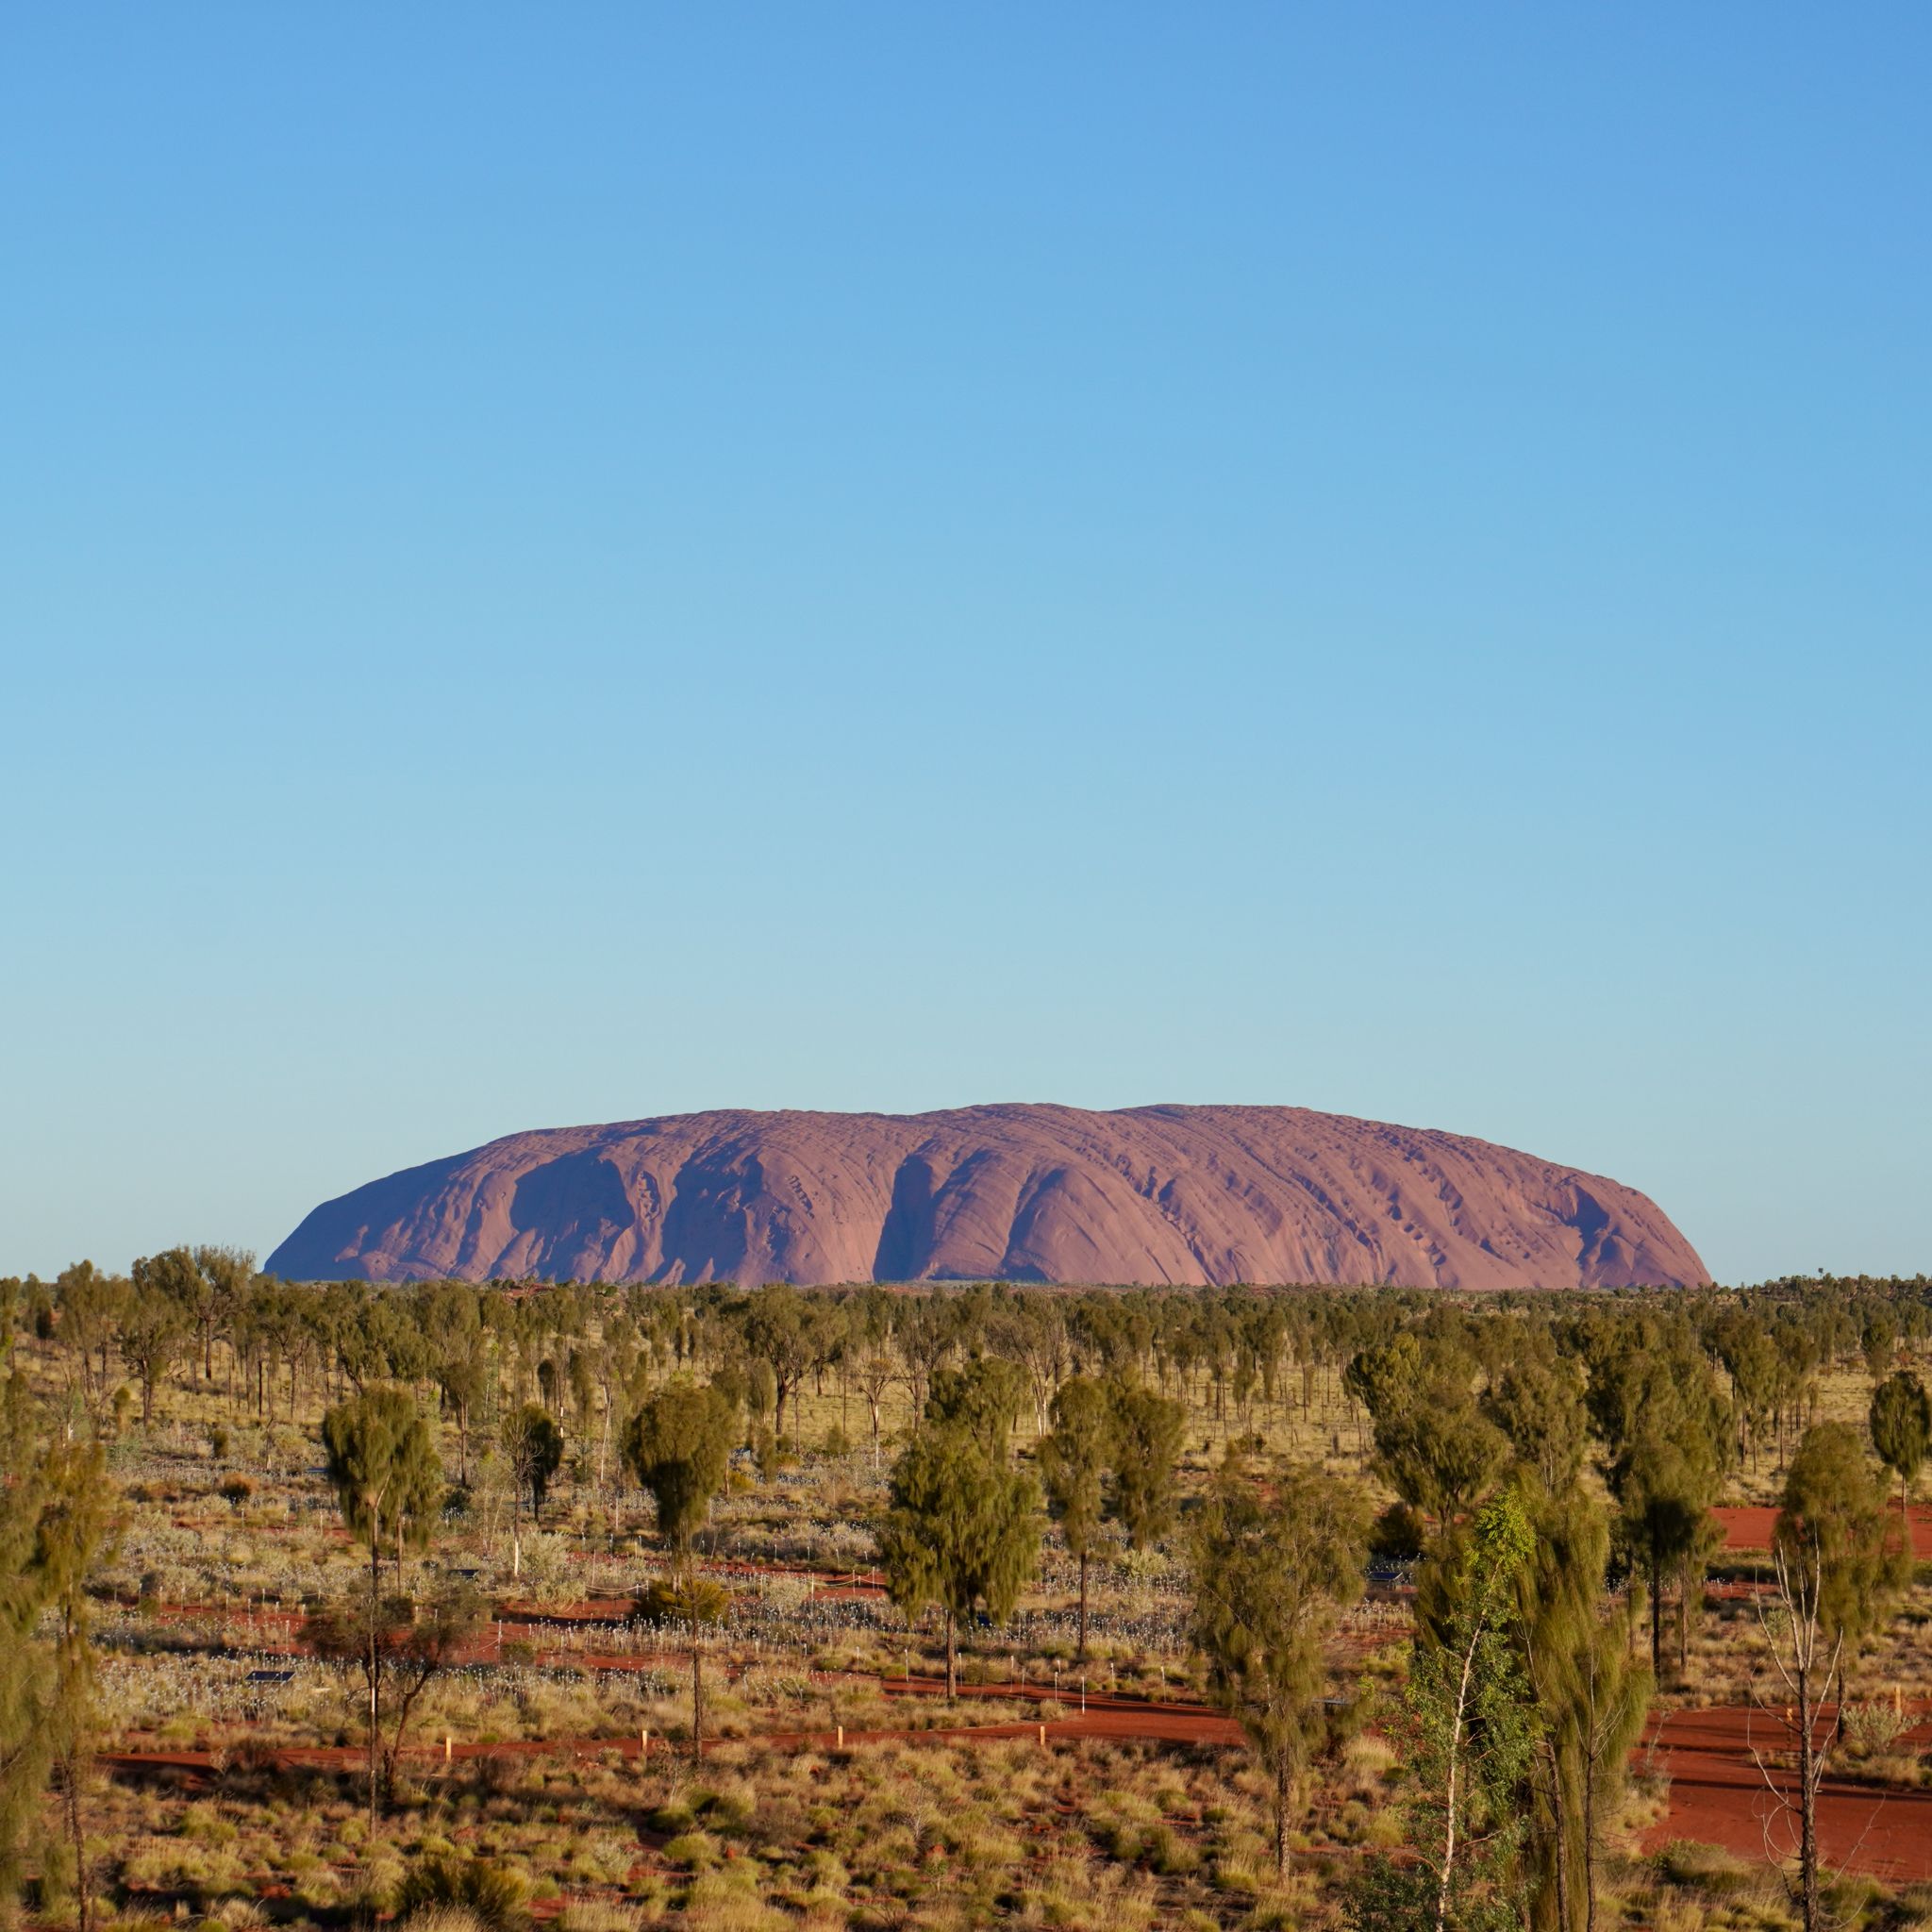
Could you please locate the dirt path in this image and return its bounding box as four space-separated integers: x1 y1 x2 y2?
1712 1499 1932 1558
1641 1705 1932 1884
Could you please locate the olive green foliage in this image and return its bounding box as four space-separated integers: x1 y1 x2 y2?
1038 1374 1110 1657
500 1403 564 1524
1774 1421 1908 1669
1104 1381 1185 1549
322 1386 444 1559
1868 1369 1931 1515
1591 1317 1729 1680
1349 1332 1509 1535
737 1283 819 1443
1480 1356 1587 1492
925 1356 1029 1462
875 1420 1041 1698
620 1377 737 1559
1342 1333 1424 1424
0 1382 54 1923
1714 1310 1781 1468
318 1386 444 1824
118 1252 194 1426
393 1853 530 1932
0 1384 118 1930
619 1378 737 1752
1352 1489 1541 1932
1512 1479 1651 1932
1192 1459 1370 1875
1377 1401 1510 1534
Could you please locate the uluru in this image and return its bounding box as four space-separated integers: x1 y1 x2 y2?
265 1103 1707 1290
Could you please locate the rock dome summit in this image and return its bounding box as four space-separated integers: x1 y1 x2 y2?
266 1103 1707 1290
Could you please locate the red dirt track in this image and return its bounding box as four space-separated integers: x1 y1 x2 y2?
1642 1706 1932 1883
1713 1501 1932 1558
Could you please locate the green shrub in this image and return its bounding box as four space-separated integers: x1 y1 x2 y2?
392 1855 529 1932
1142 1823 1200 1877
660 1831 721 1871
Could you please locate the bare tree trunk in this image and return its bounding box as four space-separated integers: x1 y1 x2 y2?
1077 1551 1089 1661
65 1748 92 1932
690 1613 704 1758
368 1537 381 1833
1650 1529 1663 1685
1796 1649 1818 1931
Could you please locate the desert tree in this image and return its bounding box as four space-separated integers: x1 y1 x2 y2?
1192 1459 1371 1876
1512 1478 1651 1932
500 1403 564 1573
1714 1309 1780 1471
1861 1307 1898 1382
1868 1369 1931 1525
31 1436 119 1932
740 1284 817 1445
925 1356 1029 1463
318 1387 443 1828
1039 1375 1109 1658
0 1381 57 1927
1594 1336 1729 1684
304 1582 483 1807
423 1287 491 1484
1351 1488 1541 1932
1750 1534 1839 1932
852 1303 899 1472
187 1244 253 1387
1005 1293 1071 1439
51 1266 122 1411
1774 1421 1908 1697
875 1420 1041 1700
1376 1401 1511 1540
1747 1421 1910 1931
621 1377 739 1750
1105 1381 1185 1550
118 1259 192 1427
1481 1357 1588 1494
0 1391 116 1932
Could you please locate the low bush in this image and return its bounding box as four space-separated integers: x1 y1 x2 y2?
392 1855 530 1932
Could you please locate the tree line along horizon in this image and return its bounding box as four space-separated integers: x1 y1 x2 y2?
3 1257 1931 1932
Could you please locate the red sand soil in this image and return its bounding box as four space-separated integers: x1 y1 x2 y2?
1642 1706 1932 1883
1713 1500 1932 1558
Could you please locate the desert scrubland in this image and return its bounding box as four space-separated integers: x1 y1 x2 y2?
3 1265 1930 1932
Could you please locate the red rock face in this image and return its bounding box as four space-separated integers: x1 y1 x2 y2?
266 1104 1707 1290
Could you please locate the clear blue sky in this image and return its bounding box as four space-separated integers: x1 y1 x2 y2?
5 8 1927 1285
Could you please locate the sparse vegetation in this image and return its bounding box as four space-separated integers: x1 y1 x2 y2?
0 1263 1929 1929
